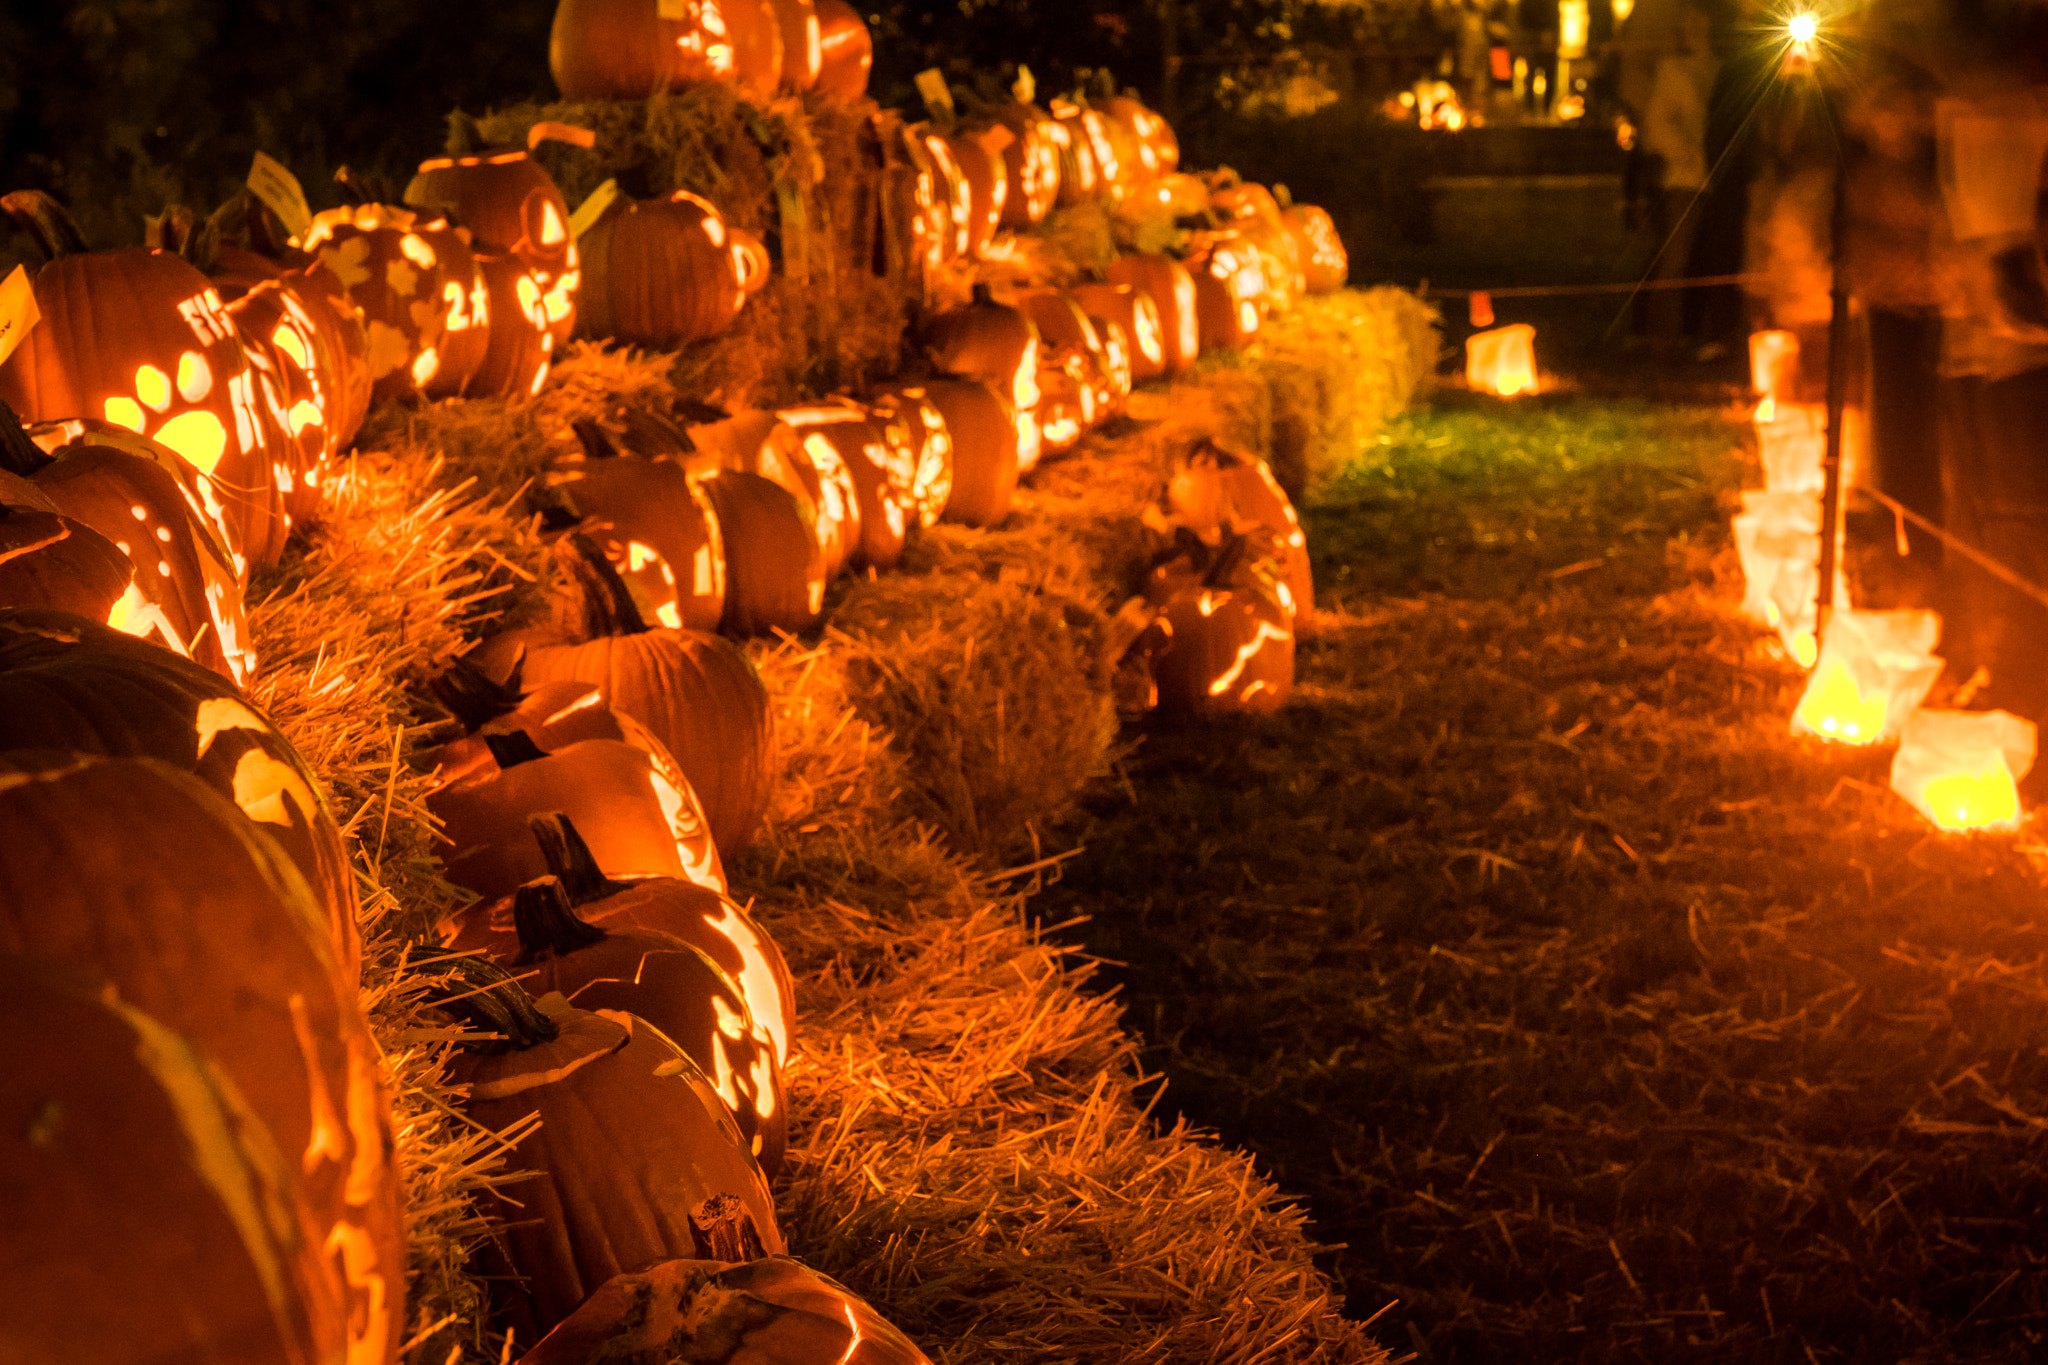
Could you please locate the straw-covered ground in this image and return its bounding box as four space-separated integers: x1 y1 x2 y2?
236 280 1438 1363
1041 384 2048 1364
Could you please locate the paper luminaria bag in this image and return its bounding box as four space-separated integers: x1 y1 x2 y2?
1791 608 1944 745
1890 708 2037 831
1465 323 1537 397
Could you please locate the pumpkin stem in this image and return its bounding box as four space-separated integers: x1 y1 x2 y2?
483 729 548 770
511 875 608 964
427 654 528 733
0 190 88 261
970 281 997 308
203 189 294 261
1201 529 1251 591
444 108 484 158
570 418 622 462
332 165 390 207
618 404 695 458
554 532 651 639
688 1194 770 1263
0 402 54 478
408 948 560 1052
528 812 632 907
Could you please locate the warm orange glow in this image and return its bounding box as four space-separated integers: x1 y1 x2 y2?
1208 618 1293 697
539 200 567 245
271 323 311 371
287 400 323 434
1133 295 1164 365
1891 709 2035 832
1793 657 1889 744
398 233 437 269
1922 763 2021 830
1466 324 1539 397
103 396 147 432
135 364 172 412
176 352 212 402
1790 630 1817 669
410 347 439 387
151 410 229 475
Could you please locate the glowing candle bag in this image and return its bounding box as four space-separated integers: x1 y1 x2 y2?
1465 324 1537 397
1754 401 1826 492
1890 709 2036 832
1791 608 1944 744
1750 329 1800 407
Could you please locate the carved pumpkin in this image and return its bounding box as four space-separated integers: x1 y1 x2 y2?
1186 236 1266 351
698 469 829 637
865 384 954 529
485 535 778 851
925 284 1041 444
1071 281 1165 384
476 874 784 1174
0 491 132 622
1166 438 1313 617
9 416 255 685
430 954 782 1340
1121 531 1295 717
0 953 351 1365
768 0 822 89
778 401 912 571
913 379 1019 528
300 202 467 405
578 190 768 348
0 191 285 577
1019 289 1128 411
552 420 727 631
1105 254 1200 376
1103 93 1179 176
943 132 1010 259
814 0 874 99
521 1254 933 1365
0 751 402 1365
1045 98 1105 205
891 125 954 275
990 99 1062 229
1281 203 1348 293
449 812 795 1070
760 404 865 578
470 249 558 398
428 659 726 894
550 0 783 100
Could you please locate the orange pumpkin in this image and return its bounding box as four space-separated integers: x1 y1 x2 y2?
1106 254 1200 376
813 0 873 98
550 0 782 100
578 190 769 348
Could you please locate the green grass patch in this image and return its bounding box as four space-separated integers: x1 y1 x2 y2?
1043 389 2048 1363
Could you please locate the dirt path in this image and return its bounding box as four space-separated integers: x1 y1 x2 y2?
1043 389 2048 1363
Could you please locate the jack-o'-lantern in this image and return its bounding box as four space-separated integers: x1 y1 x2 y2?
0 480 132 621
520 1254 934 1365
1890 708 2036 832
765 402 865 577
428 658 726 894
550 0 783 100
405 117 587 351
768 0 822 90
0 191 284 578
8 414 254 684
1166 438 1312 616
1103 93 1179 176
578 190 769 348
425 953 781 1342
1120 530 1296 717
1186 237 1266 351
552 418 727 630
1047 98 1105 204
916 128 974 262
915 379 1019 527
943 131 1010 258
484 534 778 850
866 384 955 529
448 811 794 1069
990 98 1063 229
0 752 402 1365
1280 202 1348 293
697 469 828 636
300 201 470 405
1106 254 1200 376
925 285 1042 464
779 401 912 571
813 0 873 98
1071 281 1162 385
0 607 359 975
0 953 354 1365
470 873 784 1174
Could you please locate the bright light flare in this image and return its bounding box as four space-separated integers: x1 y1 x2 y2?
1788 12 1819 45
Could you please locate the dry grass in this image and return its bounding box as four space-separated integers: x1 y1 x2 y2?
1040 388 2048 1363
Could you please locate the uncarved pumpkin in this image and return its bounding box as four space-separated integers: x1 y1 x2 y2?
578 190 763 348
814 0 873 98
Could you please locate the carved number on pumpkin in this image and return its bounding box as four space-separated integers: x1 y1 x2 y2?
228 370 267 453
177 290 234 347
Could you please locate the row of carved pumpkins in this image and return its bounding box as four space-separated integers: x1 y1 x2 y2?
0 596 922 1362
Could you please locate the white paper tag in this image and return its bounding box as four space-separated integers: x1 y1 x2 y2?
0 265 39 370
569 179 623 240
915 68 955 122
246 151 313 241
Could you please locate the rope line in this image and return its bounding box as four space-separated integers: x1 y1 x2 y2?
1422 272 1765 299
1850 484 2048 615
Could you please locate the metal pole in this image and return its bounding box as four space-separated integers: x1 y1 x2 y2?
1815 92 1850 628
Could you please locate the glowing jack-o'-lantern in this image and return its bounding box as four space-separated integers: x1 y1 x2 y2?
1106 254 1200 376
814 0 873 97
1119 531 1296 717
941 131 1010 259
1466 323 1538 397
779 402 912 571
1188 239 1267 351
1104 93 1180 176
1791 609 1943 745
1048 99 1107 204
577 190 768 348
866 385 955 529
550 0 784 100
300 203 468 405
1167 437 1312 616
991 99 1064 228
925 285 1043 464
1071 282 1165 384
1281 203 1349 293
13 417 255 684
553 420 727 631
1890 708 2036 832
0 192 282 579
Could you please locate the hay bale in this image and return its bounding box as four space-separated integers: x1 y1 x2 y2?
477 90 913 405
